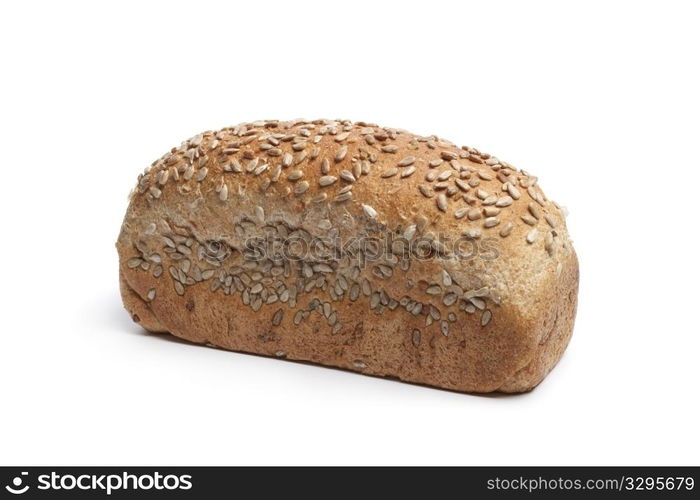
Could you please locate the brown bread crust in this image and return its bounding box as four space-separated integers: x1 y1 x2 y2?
117 119 578 393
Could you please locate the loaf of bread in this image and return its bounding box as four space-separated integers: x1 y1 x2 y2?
117 119 578 393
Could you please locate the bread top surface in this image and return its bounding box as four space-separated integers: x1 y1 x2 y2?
119 119 575 333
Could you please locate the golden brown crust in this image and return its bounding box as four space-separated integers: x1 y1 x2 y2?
497 251 579 392
116 119 578 393
119 268 167 333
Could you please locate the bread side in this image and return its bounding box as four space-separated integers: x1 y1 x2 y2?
117 119 578 393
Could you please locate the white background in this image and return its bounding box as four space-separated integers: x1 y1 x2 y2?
1 1 698 466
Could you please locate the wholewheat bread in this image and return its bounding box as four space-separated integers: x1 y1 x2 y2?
117 119 578 393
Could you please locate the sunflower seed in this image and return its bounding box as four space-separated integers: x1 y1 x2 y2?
157 169 169 185
437 170 453 181
253 163 268 176
287 170 303 181
418 184 435 198
443 293 458 306
398 156 415 167
483 217 500 228
438 271 451 287
526 228 538 243
481 309 492 326
496 196 513 207
254 205 265 223
327 311 338 326
294 181 309 195
470 297 486 310
436 193 448 212
545 231 555 255
506 183 521 199
528 202 541 219
168 266 178 280
348 283 360 301
381 167 398 178
499 222 514 237
308 193 326 204
293 310 304 325
246 158 258 172
127 257 143 269
362 204 378 219
352 161 362 179
319 175 338 187
521 215 538 225
467 208 481 220
411 329 421 346
454 179 470 192
454 207 469 219
441 321 449 336
401 224 416 241
340 170 355 182
315 263 333 273
465 228 482 239
229 159 243 173
272 309 284 326
335 146 348 162
334 192 353 202
400 166 416 178
357 279 369 297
